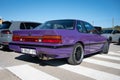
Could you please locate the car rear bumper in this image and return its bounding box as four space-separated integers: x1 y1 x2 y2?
0 36 12 46
9 43 73 58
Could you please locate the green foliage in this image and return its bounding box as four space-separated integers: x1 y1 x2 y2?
114 25 120 31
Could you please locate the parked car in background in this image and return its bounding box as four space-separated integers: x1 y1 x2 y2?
9 19 109 65
0 21 41 49
102 29 120 44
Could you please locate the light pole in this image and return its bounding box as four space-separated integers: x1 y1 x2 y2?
112 17 114 29
92 21 94 25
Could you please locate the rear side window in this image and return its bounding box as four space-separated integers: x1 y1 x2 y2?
20 22 41 30
0 22 11 29
84 22 97 34
76 21 87 33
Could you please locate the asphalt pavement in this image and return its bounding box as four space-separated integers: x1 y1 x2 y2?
0 43 120 80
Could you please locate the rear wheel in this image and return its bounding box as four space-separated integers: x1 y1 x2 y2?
67 43 84 65
102 41 110 54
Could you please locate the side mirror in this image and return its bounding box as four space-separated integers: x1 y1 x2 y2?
94 26 102 34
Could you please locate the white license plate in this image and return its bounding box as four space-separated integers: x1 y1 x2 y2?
21 48 36 55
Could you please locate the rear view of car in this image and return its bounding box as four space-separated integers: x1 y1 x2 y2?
0 21 41 49
9 19 109 65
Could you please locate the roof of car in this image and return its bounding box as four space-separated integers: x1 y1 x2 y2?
46 19 86 22
3 21 41 24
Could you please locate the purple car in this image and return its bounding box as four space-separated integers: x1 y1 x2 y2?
9 19 109 65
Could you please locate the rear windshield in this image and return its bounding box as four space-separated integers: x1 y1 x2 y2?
102 30 113 34
20 22 41 30
0 22 11 29
35 20 75 30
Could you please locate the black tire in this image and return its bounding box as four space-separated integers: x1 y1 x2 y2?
109 37 112 43
67 43 84 65
102 41 110 54
118 38 120 44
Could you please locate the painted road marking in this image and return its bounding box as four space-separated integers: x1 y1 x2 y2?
59 64 120 80
0 67 3 70
93 54 120 61
117 51 120 53
109 52 120 56
7 65 60 80
83 58 120 69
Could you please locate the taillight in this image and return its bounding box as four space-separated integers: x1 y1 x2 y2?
12 35 20 41
1 30 12 34
41 35 62 44
21 37 40 42
12 35 62 43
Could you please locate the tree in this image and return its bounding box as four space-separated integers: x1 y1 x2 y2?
114 25 120 31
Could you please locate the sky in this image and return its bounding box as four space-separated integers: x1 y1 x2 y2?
0 0 120 28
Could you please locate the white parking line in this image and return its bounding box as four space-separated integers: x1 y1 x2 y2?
0 67 3 70
7 65 60 80
117 51 120 53
59 64 120 80
109 52 120 56
93 54 120 61
83 58 120 69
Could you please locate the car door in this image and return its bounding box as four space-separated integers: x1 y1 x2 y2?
83 22 105 53
111 30 120 42
76 21 90 55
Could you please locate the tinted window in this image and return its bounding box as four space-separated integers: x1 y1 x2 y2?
35 20 74 30
113 30 120 34
102 30 113 34
20 23 40 29
0 22 11 29
20 23 25 29
84 22 97 34
77 21 87 33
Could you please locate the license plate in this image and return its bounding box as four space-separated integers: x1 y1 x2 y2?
21 48 36 55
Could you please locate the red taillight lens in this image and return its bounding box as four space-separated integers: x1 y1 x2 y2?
21 37 39 42
1 30 12 34
12 35 20 41
12 35 62 43
42 39 62 43
42 35 62 44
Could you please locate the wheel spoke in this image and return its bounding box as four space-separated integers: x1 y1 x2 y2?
75 47 81 61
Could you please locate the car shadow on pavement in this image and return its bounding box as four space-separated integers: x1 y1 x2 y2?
15 52 100 67
84 52 100 58
113 43 120 45
0 47 13 52
15 54 67 66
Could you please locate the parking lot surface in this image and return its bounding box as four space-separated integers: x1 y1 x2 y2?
0 43 120 80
